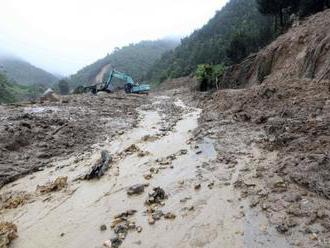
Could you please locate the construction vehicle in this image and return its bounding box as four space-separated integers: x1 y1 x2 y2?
79 69 150 94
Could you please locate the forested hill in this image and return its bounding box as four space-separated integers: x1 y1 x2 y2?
147 0 274 83
0 57 58 87
69 39 179 88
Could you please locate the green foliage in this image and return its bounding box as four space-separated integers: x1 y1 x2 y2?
69 39 178 89
195 64 225 91
58 79 70 95
0 72 45 104
0 57 58 87
148 0 275 84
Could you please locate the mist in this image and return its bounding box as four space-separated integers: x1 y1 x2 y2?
0 0 229 76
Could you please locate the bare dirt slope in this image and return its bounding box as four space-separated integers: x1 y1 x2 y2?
195 8 330 247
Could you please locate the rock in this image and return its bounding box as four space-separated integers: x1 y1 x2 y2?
145 187 167 205
127 184 147 196
207 182 214 189
151 210 164 220
110 237 122 248
36 176 68 194
144 173 152 180
114 209 137 219
84 150 112 180
136 226 143 233
180 149 188 155
194 184 201 190
276 224 289 233
100 224 107 231
164 212 176 219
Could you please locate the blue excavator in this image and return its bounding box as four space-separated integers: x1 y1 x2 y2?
81 69 151 94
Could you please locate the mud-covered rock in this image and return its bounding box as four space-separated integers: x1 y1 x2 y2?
84 150 112 180
127 184 148 196
145 187 167 205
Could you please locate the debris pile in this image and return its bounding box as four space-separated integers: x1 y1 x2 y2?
0 222 17 248
0 192 30 209
104 210 142 248
36 176 68 194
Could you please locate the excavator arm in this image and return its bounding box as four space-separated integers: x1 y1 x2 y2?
103 69 150 94
81 69 150 94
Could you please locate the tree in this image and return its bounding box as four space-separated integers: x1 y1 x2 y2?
257 0 300 29
298 0 329 16
58 80 70 95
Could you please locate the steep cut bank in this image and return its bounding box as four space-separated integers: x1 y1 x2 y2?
196 9 330 246
220 9 330 88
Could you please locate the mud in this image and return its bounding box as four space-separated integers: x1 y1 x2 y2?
0 92 148 188
0 93 292 248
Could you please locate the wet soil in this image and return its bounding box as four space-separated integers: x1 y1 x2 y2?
0 94 290 248
0 92 148 188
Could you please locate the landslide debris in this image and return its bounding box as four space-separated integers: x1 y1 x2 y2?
36 176 68 194
0 92 148 188
0 222 17 248
196 8 330 246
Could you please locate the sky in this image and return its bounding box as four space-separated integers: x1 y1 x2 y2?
0 0 229 76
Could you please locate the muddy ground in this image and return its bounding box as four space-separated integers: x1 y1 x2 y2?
0 92 148 188
0 83 329 248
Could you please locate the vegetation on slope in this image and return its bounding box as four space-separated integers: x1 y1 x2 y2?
0 73 45 104
147 0 274 83
0 57 58 87
69 39 179 88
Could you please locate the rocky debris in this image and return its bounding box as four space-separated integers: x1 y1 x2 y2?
141 135 159 142
145 187 167 206
0 92 147 189
122 144 140 155
0 222 17 248
164 212 176 219
194 184 201 190
108 210 139 248
84 150 112 180
36 176 68 194
40 89 60 102
127 184 148 196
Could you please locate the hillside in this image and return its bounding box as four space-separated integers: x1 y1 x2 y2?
0 73 44 104
0 57 58 87
69 39 179 88
147 0 274 83
194 9 330 245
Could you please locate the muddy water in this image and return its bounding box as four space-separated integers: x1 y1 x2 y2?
0 97 289 248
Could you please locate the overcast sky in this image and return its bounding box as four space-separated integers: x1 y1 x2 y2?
0 0 229 76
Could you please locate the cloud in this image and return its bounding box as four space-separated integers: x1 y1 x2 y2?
0 0 229 75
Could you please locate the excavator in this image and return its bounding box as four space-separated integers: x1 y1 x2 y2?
79 69 151 94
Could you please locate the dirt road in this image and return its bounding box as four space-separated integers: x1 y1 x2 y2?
0 94 294 248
